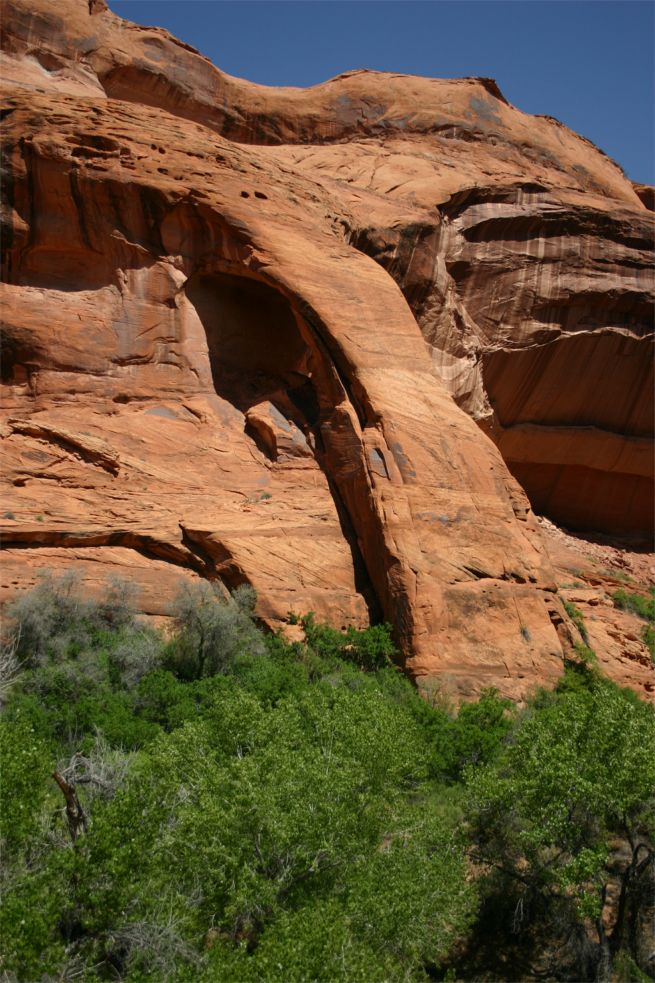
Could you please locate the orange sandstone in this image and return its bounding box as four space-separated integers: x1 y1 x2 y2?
1 0 652 698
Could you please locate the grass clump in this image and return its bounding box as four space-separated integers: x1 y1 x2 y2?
611 587 655 622
563 599 590 645
572 640 598 666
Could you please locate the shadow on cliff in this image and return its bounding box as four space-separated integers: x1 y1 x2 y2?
185 270 382 622
185 271 314 415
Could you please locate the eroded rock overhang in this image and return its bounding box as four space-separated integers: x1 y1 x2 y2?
1 87 565 697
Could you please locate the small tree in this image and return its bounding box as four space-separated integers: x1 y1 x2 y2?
170 581 265 679
465 678 655 979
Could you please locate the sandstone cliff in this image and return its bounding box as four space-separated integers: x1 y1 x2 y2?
1 0 653 697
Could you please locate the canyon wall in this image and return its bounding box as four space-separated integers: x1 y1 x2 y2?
1 0 652 697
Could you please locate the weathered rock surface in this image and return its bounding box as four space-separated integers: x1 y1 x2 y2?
537 518 655 697
273 121 654 540
1 0 652 697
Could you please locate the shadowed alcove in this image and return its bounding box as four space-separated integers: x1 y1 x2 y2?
185 270 319 421
184 268 381 620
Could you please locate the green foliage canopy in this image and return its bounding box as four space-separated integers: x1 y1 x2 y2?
466 675 655 927
2 574 654 982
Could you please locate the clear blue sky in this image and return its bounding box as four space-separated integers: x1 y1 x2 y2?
110 1 654 184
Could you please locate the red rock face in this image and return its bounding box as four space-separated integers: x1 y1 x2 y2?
1 0 653 698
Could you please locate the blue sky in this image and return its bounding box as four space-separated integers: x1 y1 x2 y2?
110 1 654 184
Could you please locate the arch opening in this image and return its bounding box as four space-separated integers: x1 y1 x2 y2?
184 269 381 620
185 271 315 417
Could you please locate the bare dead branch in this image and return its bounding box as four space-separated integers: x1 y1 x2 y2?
52 771 87 843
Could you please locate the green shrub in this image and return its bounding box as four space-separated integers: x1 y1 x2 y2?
611 589 655 662
572 640 598 666
0 851 74 978
563 600 590 644
167 581 265 679
466 677 655 978
445 689 513 779
78 682 474 980
612 949 652 983
612 588 655 622
232 642 311 705
0 715 55 858
555 660 599 696
6 635 163 751
6 571 138 667
301 614 396 670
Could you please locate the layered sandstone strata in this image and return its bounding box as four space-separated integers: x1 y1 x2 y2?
1 0 652 696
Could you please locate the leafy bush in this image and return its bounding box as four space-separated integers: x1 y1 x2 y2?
78 682 475 980
0 715 55 858
444 688 514 780
572 639 598 666
6 571 138 667
465 675 655 978
300 613 396 670
167 581 265 679
611 587 655 622
4 644 161 751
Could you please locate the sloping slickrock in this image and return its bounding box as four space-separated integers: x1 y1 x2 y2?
271 132 653 540
1 0 652 697
538 517 655 697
